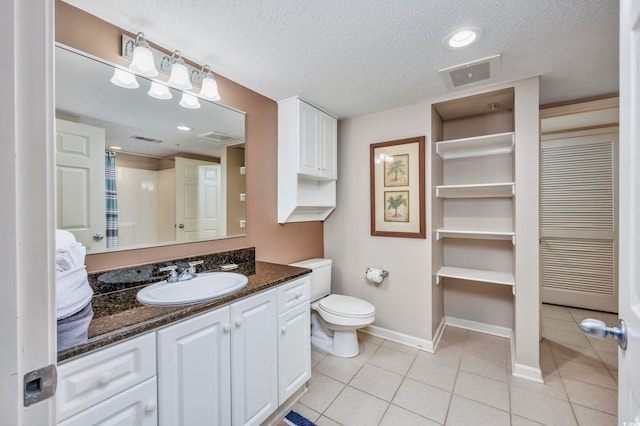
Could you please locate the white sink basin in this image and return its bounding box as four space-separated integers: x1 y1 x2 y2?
136 272 248 306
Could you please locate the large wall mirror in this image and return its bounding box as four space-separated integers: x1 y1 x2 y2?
55 45 246 253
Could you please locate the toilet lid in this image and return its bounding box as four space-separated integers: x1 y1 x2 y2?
318 294 375 318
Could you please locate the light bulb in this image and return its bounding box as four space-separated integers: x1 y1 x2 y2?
179 92 201 109
147 81 172 100
110 68 139 89
168 61 192 90
199 74 220 101
129 45 158 77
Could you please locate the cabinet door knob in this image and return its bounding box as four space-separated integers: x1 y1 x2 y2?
223 324 231 334
144 401 157 414
235 319 243 328
295 292 302 299
281 326 287 335
97 372 114 386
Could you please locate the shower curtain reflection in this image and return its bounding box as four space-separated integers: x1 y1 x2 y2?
105 151 119 249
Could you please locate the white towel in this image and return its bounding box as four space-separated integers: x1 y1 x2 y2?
56 266 93 320
56 242 86 272
56 229 77 250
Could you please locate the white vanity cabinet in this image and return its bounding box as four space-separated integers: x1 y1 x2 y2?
277 277 311 403
58 276 310 426
56 333 157 425
156 307 232 426
278 96 338 223
230 289 279 426
157 288 278 426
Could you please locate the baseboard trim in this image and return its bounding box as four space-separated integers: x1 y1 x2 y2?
445 316 513 338
446 317 543 383
360 325 434 352
512 362 544 383
431 316 446 352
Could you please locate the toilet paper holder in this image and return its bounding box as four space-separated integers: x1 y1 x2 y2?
365 267 389 282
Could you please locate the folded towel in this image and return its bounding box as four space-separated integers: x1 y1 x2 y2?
56 266 93 320
56 242 86 272
56 229 77 250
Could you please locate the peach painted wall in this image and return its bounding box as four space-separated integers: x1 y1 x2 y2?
55 1 324 272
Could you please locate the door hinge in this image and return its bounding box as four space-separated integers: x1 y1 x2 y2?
24 364 57 407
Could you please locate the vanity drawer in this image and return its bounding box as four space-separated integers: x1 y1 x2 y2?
277 276 310 313
59 377 157 426
57 333 156 422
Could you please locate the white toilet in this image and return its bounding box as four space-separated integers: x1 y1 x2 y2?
289 258 375 358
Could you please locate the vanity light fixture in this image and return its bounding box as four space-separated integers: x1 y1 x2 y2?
191 65 221 101
109 145 122 150
128 32 159 77
443 27 483 50
110 68 139 89
179 92 201 109
164 50 193 90
147 81 173 100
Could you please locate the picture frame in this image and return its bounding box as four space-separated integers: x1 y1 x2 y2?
370 136 425 238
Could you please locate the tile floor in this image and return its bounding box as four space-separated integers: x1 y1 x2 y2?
287 304 619 426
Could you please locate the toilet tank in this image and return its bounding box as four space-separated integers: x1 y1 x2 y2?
289 258 332 302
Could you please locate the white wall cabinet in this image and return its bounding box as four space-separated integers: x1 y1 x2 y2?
276 277 311 403
278 96 338 223
297 99 337 180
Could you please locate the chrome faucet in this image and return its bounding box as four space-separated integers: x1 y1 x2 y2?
177 260 204 281
159 265 178 283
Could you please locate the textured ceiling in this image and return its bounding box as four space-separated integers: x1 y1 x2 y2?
62 0 619 119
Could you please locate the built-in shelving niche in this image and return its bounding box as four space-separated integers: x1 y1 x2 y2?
431 87 517 330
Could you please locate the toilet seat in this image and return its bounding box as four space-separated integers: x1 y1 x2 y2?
315 294 375 328
319 294 375 318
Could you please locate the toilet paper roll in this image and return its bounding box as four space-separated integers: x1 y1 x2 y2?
366 267 387 284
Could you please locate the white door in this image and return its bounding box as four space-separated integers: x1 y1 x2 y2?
230 289 278 426
55 119 106 250
175 157 221 241
298 101 320 177
540 131 618 312
156 307 231 426
277 303 311 403
618 0 640 421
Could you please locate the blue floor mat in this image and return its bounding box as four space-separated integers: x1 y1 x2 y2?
284 410 317 426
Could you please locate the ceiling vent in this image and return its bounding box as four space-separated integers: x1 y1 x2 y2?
131 135 163 143
439 54 501 90
198 131 238 144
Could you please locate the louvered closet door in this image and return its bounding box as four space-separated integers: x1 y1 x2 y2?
540 131 618 312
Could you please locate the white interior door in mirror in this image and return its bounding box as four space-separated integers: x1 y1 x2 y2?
175 157 224 241
55 119 106 250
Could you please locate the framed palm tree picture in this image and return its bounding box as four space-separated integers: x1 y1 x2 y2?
370 136 425 238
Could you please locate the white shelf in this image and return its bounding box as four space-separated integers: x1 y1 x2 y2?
436 266 515 286
436 182 515 198
436 228 515 244
436 132 514 159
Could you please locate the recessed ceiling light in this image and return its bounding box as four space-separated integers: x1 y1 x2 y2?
444 27 482 50
177 125 192 131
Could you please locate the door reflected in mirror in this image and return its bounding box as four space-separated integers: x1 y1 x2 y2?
55 45 246 253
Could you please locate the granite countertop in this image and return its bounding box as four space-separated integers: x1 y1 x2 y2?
57 260 310 362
